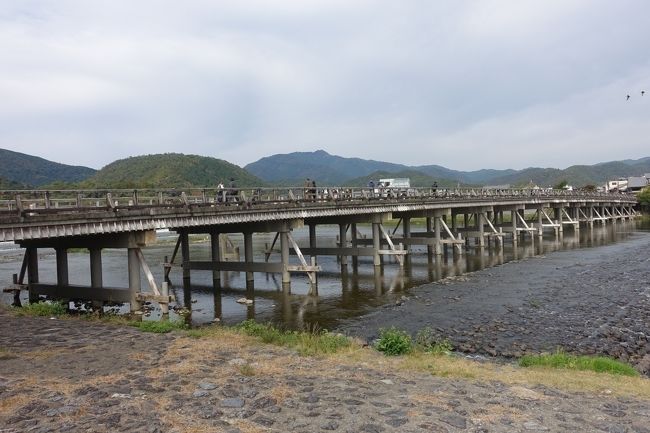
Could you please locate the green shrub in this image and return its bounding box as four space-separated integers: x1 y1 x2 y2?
15 301 67 317
375 327 412 356
519 350 638 377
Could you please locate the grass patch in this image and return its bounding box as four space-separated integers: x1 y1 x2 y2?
236 319 351 356
375 327 412 356
13 301 68 317
519 351 639 377
131 320 189 333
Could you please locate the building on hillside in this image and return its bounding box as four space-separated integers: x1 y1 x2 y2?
605 178 628 192
627 175 650 193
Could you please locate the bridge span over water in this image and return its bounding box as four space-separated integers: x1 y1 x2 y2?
0 187 638 312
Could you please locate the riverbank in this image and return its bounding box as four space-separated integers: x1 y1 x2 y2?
340 230 650 375
2 308 650 433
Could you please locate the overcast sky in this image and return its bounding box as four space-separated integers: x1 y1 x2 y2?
1 1 649 171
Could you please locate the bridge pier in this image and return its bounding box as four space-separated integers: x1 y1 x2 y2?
211 232 220 287
128 248 142 311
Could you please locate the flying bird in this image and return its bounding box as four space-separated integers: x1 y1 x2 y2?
642 90 646 96
626 94 631 100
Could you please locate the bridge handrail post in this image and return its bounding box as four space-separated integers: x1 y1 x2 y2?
132 190 139 206
76 193 83 208
44 191 51 209
15 194 23 214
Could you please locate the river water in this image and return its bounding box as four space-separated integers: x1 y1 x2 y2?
0 220 642 330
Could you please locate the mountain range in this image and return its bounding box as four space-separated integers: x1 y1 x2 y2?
1 147 649 189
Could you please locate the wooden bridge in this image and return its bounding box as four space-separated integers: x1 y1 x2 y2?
0 187 638 312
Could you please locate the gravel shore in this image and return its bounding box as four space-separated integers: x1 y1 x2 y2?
340 231 650 375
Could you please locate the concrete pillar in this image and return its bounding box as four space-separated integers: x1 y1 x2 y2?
351 223 358 269
211 232 220 285
339 224 348 266
27 247 39 303
426 217 433 256
372 222 381 266
477 213 485 247
557 207 564 233
244 231 254 286
180 231 190 284
128 248 141 312
280 230 291 291
55 248 69 287
309 224 317 255
90 248 103 288
434 216 442 255
511 210 518 245
402 218 411 252
537 208 543 238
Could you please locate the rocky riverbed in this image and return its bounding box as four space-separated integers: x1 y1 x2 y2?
340 231 650 375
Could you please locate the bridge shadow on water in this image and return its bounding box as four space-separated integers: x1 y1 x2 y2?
159 221 637 330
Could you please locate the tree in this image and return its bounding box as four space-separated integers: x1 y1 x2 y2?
638 187 650 212
553 180 568 190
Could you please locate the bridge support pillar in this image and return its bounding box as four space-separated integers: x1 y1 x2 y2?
309 224 317 261
27 247 39 303
477 212 485 248
90 248 103 288
426 217 433 256
402 217 411 252
372 221 381 267
280 229 291 292
180 231 190 285
434 215 442 255
211 232 221 286
244 232 254 288
339 224 348 266
89 248 104 309
128 248 141 312
55 248 69 287
537 208 543 239
350 223 358 269
511 210 518 246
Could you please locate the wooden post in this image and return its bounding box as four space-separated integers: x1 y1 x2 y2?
55 248 69 287
511 210 518 246
128 248 142 312
372 222 381 266
351 223 358 269
211 232 220 286
434 215 442 255
426 217 433 256
27 247 39 303
180 231 190 285
339 224 348 266
244 231 254 286
280 230 290 292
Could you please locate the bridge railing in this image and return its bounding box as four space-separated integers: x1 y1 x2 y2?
0 187 636 216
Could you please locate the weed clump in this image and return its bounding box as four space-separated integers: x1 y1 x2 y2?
415 327 453 355
519 350 639 377
132 320 189 333
375 327 412 356
14 301 67 317
236 319 350 356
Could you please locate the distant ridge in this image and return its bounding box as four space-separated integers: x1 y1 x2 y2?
82 153 263 189
246 150 650 187
0 148 96 187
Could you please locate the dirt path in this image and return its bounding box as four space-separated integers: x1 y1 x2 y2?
1 308 650 433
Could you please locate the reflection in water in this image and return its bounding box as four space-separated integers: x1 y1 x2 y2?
0 220 641 330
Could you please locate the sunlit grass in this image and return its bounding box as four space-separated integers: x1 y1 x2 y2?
519 350 638 377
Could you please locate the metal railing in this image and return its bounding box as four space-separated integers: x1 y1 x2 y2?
0 187 637 217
